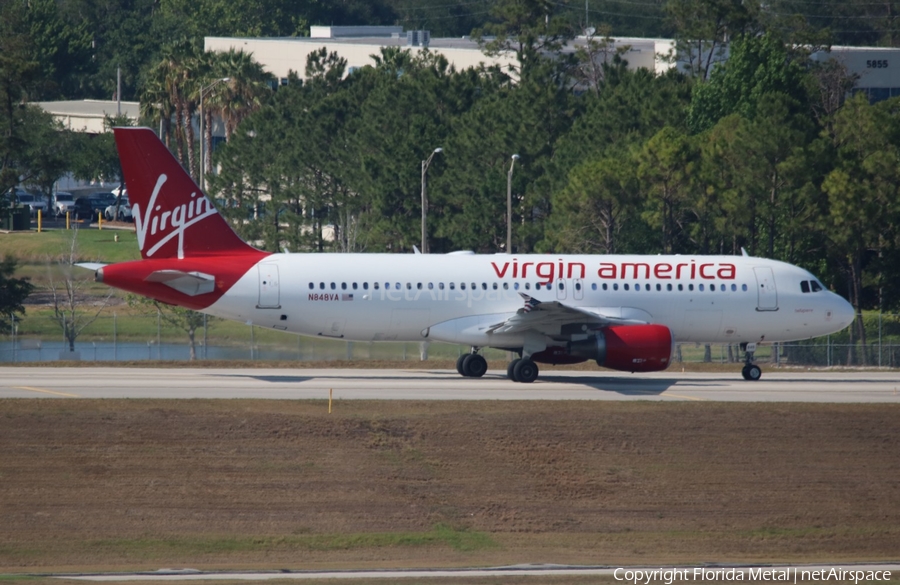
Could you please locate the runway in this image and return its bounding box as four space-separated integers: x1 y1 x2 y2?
1 367 898 402
50 564 900 581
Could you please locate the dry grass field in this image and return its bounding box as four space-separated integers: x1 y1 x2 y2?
1 399 898 575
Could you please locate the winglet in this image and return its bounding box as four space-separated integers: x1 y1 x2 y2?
518 292 541 313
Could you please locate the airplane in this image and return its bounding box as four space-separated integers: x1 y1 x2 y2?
84 127 856 382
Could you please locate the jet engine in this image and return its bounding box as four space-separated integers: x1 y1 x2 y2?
566 324 674 373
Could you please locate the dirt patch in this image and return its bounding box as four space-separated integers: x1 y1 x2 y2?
1 400 898 572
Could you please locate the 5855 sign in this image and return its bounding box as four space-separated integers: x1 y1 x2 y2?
867 59 889 68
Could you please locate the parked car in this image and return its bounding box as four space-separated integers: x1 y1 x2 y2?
73 193 115 220
53 191 75 217
104 195 132 221
14 192 48 217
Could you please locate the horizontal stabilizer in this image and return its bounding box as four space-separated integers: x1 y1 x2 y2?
145 270 216 296
75 263 107 271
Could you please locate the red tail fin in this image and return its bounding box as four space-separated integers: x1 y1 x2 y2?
114 127 259 259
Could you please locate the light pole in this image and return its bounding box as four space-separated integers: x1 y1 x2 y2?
420 147 442 253
199 77 230 192
507 154 520 253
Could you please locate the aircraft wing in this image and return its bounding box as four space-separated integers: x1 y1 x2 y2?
486 293 649 336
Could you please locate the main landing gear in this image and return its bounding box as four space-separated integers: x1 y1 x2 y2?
456 349 540 383
456 350 488 378
740 342 762 381
507 357 539 383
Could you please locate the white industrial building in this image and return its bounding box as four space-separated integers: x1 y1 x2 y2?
206 26 900 102
36 99 140 134
205 26 678 84
811 46 900 101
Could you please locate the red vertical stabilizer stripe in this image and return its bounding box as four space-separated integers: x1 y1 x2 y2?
113 127 264 260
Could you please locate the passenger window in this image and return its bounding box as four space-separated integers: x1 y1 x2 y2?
341 283 347 290
742 284 748 291
699 284 704 291
801 281 810 293
514 283 519 290
731 284 736 291
417 283 422 290
352 283 358 290
613 283 619 291
635 284 640 291
319 282 325 290
373 282 379 290
492 283 498 290
667 283 673 291
558 282 564 290
688 284 694 291
450 282 455 290
525 283 531 290
603 283 608 291
591 283 597 291
330 282 336 290
503 283 508 290
575 282 581 291
811 281 823 292
656 284 662 291
461 283 467 290
624 284 630 291
364 282 369 290
308 282 314 290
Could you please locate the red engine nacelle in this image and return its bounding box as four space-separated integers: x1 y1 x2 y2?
565 324 674 373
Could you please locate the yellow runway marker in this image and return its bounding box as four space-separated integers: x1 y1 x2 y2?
11 386 80 398
661 392 707 402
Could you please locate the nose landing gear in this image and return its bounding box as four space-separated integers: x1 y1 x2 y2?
740 342 762 381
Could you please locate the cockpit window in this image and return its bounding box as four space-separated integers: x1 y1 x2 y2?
801 280 825 293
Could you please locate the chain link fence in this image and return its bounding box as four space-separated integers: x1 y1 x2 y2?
2 311 899 367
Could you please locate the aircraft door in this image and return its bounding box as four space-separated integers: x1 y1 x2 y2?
753 266 778 311
555 278 567 300
573 278 584 301
257 263 281 309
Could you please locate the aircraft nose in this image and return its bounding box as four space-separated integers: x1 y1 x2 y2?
833 294 855 329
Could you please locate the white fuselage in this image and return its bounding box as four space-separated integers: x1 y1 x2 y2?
204 253 855 348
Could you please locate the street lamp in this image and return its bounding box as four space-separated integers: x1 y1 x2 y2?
507 154 520 253
199 77 230 192
420 147 442 254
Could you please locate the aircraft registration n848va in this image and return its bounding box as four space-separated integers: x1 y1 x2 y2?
83 128 855 383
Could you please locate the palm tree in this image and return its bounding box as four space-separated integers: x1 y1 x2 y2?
214 49 275 142
140 66 174 148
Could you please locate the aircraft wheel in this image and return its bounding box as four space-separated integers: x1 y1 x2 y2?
513 359 539 383
456 354 468 376
741 364 762 381
507 359 521 381
463 354 487 378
